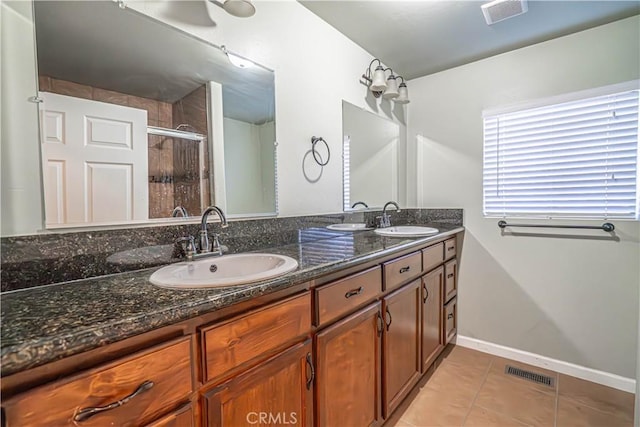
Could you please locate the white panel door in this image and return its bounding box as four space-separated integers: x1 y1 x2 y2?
39 92 148 226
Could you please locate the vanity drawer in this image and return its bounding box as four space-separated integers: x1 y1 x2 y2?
146 403 194 427
383 251 422 291
3 337 192 427
202 292 311 383
444 297 457 344
444 259 457 303
444 237 456 261
316 266 382 326
422 242 444 272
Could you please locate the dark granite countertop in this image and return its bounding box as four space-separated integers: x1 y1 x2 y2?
1 224 463 376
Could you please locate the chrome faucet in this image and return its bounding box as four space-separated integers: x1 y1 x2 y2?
199 206 228 256
171 206 188 217
351 201 369 209
378 201 401 228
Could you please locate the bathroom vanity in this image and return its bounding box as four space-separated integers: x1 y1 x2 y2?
1 226 462 426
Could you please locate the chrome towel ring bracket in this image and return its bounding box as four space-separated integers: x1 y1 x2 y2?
311 136 330 166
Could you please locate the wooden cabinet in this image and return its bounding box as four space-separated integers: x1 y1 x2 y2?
145 404 194 427
2 231 462 427
315 266 382 327
383 251 422 291
422 242 444 273
444 237 456 261
444 258 457 303
382 280 421 418
203 339 314 427
444 297 458 345
201 292 311 383
3 337 192 427
421 267 443 373
315 302 382 427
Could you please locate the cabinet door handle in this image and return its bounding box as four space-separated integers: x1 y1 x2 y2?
447 313 454 319
74 380 154 422
447 273 454 279
345 286 363 298
447 246 455 251
305 353 315 390
423 283 429 303
376 310 383 337
399 266 411 274
385 307 392 331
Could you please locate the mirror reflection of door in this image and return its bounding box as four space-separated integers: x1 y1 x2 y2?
40 92 148 225
38 78 210 226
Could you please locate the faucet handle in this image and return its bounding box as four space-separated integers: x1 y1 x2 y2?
376 215 391 228
174 236 196 260
210 233 225 256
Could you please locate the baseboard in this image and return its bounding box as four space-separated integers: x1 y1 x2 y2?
455 335 636 394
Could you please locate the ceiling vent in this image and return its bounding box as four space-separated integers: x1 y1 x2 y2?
481 0 528 25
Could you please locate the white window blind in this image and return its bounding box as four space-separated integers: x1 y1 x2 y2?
343 135 351 211
483 89 639 219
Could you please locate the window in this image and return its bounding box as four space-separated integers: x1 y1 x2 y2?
483 85 639 220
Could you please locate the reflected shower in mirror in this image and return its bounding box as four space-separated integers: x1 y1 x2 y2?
342 101 400 210
33 1 276 228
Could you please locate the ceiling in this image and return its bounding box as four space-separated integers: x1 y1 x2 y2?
34 1 275 124
300 0 640 80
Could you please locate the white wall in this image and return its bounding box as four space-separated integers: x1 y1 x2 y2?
0 1 44 236
113 0 408 217
258 121 276 211
409 16 640 378
223 117 275 214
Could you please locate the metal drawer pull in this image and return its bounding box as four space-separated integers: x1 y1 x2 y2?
385 307 393 331
447 273 454 279
423 283 428 303
447 313 454 319
74 380 154 422
305 353 315 390
399 266 411 274
345 286 364 298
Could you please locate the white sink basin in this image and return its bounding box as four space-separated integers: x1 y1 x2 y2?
375 226 439 237
326 223 371 231
149 253 298 289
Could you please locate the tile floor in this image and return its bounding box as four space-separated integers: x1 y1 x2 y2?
392 346 636 427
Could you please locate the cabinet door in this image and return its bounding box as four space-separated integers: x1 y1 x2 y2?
145 404 193 427
316 302 382 427
382 280 421 418
422 267 444 373
444 259 457 303
204 340 313 427
3 338 192 427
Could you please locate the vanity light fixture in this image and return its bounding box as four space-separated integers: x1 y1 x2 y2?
382 71 399 100
395 77 410 104
361 58 409 103
208 0 256 18
221 46 255 69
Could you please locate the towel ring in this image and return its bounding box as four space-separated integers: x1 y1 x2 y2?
311 136 330 166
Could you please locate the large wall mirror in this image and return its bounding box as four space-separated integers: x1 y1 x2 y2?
33 1 276 228
342 101 401 210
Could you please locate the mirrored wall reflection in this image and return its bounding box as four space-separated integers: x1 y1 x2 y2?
33 1 277 228
342 101 401 210
224 119 276 215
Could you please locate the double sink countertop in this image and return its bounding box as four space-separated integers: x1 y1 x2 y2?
1 223 463 377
